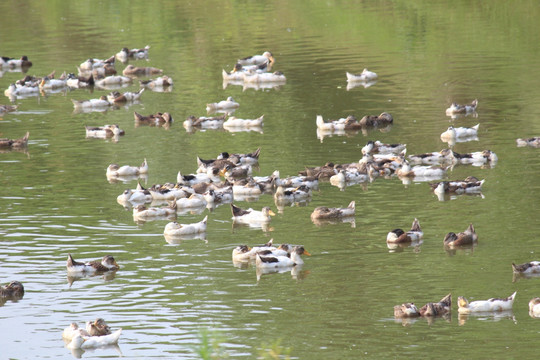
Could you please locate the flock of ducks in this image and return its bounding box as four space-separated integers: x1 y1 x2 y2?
2 45 540 353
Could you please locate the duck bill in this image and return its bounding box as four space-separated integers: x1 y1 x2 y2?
268 210 276 216
303 250 311 256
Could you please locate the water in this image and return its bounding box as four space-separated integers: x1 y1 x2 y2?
1 1 540 359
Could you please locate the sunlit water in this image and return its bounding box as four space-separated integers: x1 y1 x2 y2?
1 1 540 359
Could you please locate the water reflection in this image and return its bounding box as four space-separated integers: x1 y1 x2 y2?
458 311 516 326
164 232 208 245
67 271 118 288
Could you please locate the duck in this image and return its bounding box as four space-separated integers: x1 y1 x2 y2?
206 96 240 113
107 88 144 103
183 114 226 129
394 293 451 318
512 261 540 275
86 318 112 336
66 73 94 88
66 254 119 274
1 55 32 68
232 240 286 262
255 245 310 269
243 71 286 83
358 112 393 127
231 178 264 197
395 160 446 178
148 183 194 201
216 148 261 165
117 186 152 205
0 132 29 148
94 75 133 87
274 185 312 203
440 124 480 140
0 281 24 299
329 169 370 188
386 218 423 243
310 201 355 220
133 202 177 219
361 140 406 155
223 115 264 128
72 96 111 109
445 99 478 115
134 111 173 128
231 204 275 223
140 75 173 88
62 323 90 340
222 62 270 81
408 149 456 165
443 223 478 247
67 328 122 349
79 56 115 71
107 159 148 177
451 150 498 165
204 187 233 205
39 75 67 90
4 82 39 97
177 170 218 186
316 115 359 131
122 64 163 77
237 51 275 66
0 104 18 115
346 69 378 82
85 125 124 139
115 45 150 62
431 177 485 195
232 245 253 262
529 298 540 317
516 137 540 147
79 64 117 78
220 164 252 179
163 216 208 236
175 193 207 209
457 291 516 314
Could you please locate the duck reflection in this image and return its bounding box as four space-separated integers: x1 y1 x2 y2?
66 342 122 359
458 310 515 326
164 232 207 245
67 271 117 287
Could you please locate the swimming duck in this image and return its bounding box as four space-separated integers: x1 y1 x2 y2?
237 51 275 66
329 169 370 187
134 111 173 128
310 201 355 220
220 164 252 179
140 75 173 88
94 75 133 87
255 245 310 269
79 56 115 71
0 281 24 299
175 193 207 209
529 298 540 317
86 318 112 337
148 183 193 201
133 202 177 219
223 115 264 128
4 83 39 97
115 45 150 62
231 204 275 223
231 178 264 197
408 149 456 165
222 62 269 81
184 114 226 129
72 96 111 109
516 137 540 148
443 223 478 247
445 99 478 115
85 125 124 139
39 76 67 90
206 97 240 113
1 55 32 68
440 124 480 140
0 132 29 148
217 148 261 165
361 140 406 155
395 160 446 178
107 88 144 103
117 186 152 205
204 187 233 205
431 177 485 195
274 185 312 203
79 64 117 78
163 215 208 236
316 115 359 131
177 170 218 186
394 293 451 318
346 69 378 82
0 104 18 115
457 291 516 314
66 73 94 88
62 323 90 340
386 218 423 243
107 159 148 177
358 112 393 127
67 328 122 349
66 254 119 274
243 71 286 83
122 64 163 77
512 261 540 275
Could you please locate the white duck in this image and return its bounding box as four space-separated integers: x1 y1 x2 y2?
231 204 275 224
346 69 378 82
237 51 274 66
255 245 310 269
206 96 239 113
529 298 540 318
440 124 480 140
163 216 208 236
67 329 122 349
223 115 264 128
106 159 148 177
457 291 516 314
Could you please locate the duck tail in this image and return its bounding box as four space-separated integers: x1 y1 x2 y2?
410 218 421 232
348 200 355 210
133 111 143 121
472 124 480 131
316 115 325 128
252 147 261 159
440 293 452 307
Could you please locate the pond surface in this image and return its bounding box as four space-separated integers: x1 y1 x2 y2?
1 1 540 359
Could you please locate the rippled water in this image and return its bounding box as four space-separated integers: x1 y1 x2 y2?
1 1 540 359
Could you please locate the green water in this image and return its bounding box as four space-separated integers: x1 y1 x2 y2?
1 1 539 359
